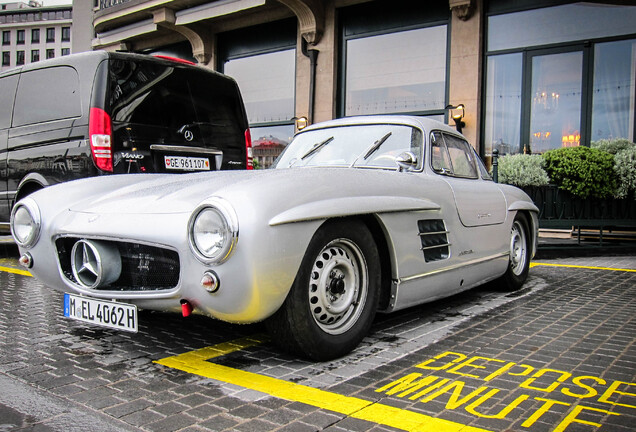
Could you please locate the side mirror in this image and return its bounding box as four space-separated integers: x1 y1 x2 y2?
396 151 418 172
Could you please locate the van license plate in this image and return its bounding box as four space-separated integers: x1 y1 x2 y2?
164 156 210 171
63 293 138 333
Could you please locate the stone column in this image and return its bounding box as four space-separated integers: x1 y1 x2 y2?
448 0 483 149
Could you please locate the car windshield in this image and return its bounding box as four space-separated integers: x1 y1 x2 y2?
272 124 423 170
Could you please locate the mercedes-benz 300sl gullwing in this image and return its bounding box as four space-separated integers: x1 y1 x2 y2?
11 116 538 360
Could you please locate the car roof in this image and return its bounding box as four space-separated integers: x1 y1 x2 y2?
299 115 463 138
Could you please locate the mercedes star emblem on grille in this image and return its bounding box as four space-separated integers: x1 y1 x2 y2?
70 239 121 289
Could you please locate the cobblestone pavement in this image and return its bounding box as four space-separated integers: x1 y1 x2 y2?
0 254 634 432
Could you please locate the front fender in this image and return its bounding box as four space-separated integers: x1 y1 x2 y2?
269 196 440 226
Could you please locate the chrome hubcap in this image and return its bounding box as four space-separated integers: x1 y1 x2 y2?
510 221 527 276
308 239 368 335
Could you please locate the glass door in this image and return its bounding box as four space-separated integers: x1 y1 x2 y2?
526 50 584 153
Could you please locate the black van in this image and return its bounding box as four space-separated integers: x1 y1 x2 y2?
0 51 252 230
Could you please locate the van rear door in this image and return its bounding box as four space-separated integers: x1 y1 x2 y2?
106 56 249 174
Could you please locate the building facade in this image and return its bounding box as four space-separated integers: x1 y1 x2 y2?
0 2 73 72
83 0 636 166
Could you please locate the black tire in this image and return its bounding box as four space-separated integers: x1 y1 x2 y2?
498 213 531 291
266 220 380 361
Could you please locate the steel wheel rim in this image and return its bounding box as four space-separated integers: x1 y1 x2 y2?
308 238 368 335
510 220 527 276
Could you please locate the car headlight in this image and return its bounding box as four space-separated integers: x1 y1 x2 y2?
188 198 238 264
10 198 41 248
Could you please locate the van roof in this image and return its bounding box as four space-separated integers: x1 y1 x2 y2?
0 51 226 79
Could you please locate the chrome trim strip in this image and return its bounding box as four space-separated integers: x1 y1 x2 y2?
418 230 450 236
150 144 223 155
420 243 451 251
400 251 509 283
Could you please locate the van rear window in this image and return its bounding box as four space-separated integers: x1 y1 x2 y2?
108 59 245 152
12 66 81 127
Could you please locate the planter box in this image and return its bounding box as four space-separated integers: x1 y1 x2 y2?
521 185 636 229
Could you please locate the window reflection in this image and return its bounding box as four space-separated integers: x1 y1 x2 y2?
224 49 295 125
484 53 522 157
251 124 294 169
529 52 582 153
592 39 636 142
488 3 636 52
345 26 447 116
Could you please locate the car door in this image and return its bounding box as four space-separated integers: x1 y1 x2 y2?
430 131 506 227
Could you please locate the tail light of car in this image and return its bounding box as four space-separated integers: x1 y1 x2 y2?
89 107 113 172
245 129 254 170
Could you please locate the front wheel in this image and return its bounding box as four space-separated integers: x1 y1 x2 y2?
498 213 531 291
266 221 380 361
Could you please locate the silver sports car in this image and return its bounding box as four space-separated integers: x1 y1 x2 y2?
11 116 538 360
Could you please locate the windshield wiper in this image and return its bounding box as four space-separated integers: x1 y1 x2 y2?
301 136 334 160
363 132 392 160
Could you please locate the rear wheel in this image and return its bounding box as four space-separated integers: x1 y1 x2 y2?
266 221 380 361
498 213 531 291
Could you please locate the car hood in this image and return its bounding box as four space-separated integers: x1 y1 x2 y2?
67 170 264 215
66 167 442 216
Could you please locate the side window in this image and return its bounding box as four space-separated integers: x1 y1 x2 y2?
473 147 492 180
431 131 451 173
0 74 18 129
444 134 478 178
13 66 81 127
430 131 478 178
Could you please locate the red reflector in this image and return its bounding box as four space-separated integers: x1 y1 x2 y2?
245 129 253 170
89 107 113 172
180 300 193 317
153 55 196 65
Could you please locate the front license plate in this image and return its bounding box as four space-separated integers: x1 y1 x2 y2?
63 293 138 333
164 155 210 171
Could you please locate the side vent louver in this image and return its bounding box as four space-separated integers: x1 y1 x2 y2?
418 219 450 262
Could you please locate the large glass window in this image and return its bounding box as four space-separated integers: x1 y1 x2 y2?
31 28 39 43
16 30 24 45
224 50 295 125
484 2 636 158
489 3 636 52
529 51 583 153
345 26 447 116
591 39 636 142
339 0 449 119
219 19 296 169
484 53 522 155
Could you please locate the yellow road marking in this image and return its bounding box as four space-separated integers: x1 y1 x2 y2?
0 265 32 277
155 336 490 432
531 262 636 272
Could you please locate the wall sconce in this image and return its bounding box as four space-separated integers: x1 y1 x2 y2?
445 104 465 133
293 116 309 131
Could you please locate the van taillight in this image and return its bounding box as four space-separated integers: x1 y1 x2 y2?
245 129 253 170
89 107 113 172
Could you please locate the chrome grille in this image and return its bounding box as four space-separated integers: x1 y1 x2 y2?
55 237 180 291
